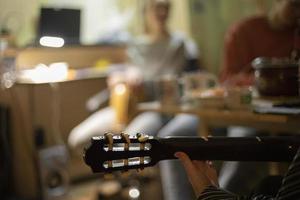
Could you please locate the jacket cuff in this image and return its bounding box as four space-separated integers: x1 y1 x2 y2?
197 185 238 200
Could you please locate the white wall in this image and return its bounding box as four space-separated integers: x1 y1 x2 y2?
169 0 191 37
80 0 136 44
0 0 190 46
0 0 39 46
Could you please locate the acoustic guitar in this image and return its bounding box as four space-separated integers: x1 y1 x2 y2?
83 133 300 173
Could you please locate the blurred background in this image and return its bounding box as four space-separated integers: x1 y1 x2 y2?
0 0 274 73
0 1 283 200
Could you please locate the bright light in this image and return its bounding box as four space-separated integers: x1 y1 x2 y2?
115 84 127 95
48 62 69 82
39 36 65 48
128 187 140 199
20 62 69 83
1 72 15 88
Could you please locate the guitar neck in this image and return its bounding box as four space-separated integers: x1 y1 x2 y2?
84 135 300 173
154 137 299 163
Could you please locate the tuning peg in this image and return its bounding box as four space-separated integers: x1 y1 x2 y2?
136 133 149 143
104 132 114 140
121 133 131 150
104 133 114 169
140 156 145 165
104 133 114 151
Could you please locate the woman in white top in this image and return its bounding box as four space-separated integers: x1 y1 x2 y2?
69 1 200 199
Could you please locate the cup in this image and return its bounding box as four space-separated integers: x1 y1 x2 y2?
225 86 253 110
182 72 218 99
156 75 180 106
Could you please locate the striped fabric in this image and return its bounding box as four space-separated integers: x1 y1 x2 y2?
276 147 300 200
197 186 238 200
198 147 300 200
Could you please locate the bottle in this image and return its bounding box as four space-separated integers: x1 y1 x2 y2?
110 82 131 131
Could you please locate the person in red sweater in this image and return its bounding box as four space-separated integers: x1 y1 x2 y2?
177 0 300 198
217 0 300 194
220 0 300 86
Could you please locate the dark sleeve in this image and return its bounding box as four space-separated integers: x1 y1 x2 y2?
197 147 300 200
197 186 275 200
197 186 239 200
276 147 300 200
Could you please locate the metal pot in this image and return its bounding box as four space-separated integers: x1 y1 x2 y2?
252 57 300 97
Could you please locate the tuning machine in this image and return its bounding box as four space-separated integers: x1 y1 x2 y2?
136 133 149 143
120 133 130 172
104 133 114 168
104 133 114 150
136 133 150 171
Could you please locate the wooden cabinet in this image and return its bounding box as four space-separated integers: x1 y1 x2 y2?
0 78 107 199
16 45 127 69
0 45 127 199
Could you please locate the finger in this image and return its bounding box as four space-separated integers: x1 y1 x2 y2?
203 161 219 187
193 160 218 186
193 160 212 179
207 161 213 165
192 160 207 172
175 152 209 197
175 153 199 183
175 152 197 174
190 160 213 170
206 166 219 187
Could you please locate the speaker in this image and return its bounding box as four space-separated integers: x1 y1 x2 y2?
38 145 69 200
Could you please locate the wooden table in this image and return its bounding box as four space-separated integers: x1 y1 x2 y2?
138 102 300 174
138 102 300 137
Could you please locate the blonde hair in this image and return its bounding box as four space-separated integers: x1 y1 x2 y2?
144 0 171 9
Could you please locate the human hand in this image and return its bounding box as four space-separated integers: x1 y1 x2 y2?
107 72 126 89
125 67 143 89
175 152 219 198
107 68 143 90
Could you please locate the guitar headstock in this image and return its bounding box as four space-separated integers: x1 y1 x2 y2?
83 133 161 173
